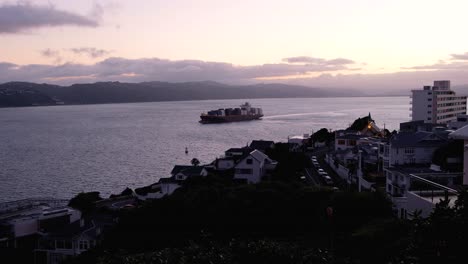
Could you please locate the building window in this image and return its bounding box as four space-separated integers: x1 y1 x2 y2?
338 139 345 145
428 105 432 107
79 241 89 250
246 158 253 164
404 148 414 154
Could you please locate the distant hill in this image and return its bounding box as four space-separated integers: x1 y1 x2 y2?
452 84 468 96
0 81 363 107
0 82 58 107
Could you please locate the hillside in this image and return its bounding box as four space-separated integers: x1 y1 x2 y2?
0 81 362 107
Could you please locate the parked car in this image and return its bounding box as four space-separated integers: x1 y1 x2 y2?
312 156 317 159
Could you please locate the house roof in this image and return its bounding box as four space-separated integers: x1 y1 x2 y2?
390 131 449 148
336 134 367 140
170 165 205 177
225 147 252 155
249 140 274 150
449 125 468 140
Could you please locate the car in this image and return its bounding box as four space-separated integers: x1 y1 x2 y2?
313 161 319 166
317 169 324 173
311 156 317 159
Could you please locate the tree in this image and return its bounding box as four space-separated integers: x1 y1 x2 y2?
191 158 200 166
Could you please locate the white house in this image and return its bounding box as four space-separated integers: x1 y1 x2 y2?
335 134 367 151
135 165 208 201
381 131 450 167
234 150 277 183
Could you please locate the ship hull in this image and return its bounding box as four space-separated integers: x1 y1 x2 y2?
200 114 263 124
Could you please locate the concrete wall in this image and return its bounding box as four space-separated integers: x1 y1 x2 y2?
412 90 433 123
406 191 435 218
325 155 351 182
390 146 436 166
13 218 38 237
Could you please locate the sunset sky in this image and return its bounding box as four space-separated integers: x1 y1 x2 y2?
2 0 468 91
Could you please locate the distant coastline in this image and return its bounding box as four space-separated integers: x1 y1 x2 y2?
0 81 408 108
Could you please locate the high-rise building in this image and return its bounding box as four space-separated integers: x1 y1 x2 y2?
410 80 467 124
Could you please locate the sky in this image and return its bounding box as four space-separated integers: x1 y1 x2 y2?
2 0 468 92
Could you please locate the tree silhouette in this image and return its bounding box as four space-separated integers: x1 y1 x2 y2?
191 158 200 166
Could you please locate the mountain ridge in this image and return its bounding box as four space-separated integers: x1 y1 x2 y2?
0 80 375 107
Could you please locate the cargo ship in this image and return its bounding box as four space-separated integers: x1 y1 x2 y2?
200 102 263 124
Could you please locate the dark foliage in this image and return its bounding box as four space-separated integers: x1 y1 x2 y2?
68 191 102 213
310 128 335 146
266 143 310 181
347 114 373 131
432 140 464 171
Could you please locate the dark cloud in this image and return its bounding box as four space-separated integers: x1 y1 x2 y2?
451 52 468 60
0 3 98 33
39 48 63 64
282 56 355 65
3 55 468 95
70 47 111 58
0 57 358 84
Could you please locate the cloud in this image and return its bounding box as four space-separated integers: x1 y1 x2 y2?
451 52 468 60
39 48 63 64
0 56 359 85
2 54 468 96
282 56 355 65
402 61 468 70
70 47 111 58
40 48 60 58
0 3 99 33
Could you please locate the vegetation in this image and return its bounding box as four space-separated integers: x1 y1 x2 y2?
310 128 335 146
191 158 200 166
68 191 103 214
432 140 464 171
347 113 373 131
266 143 310 181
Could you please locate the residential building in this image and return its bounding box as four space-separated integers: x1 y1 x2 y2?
135 165 207 200
0 198 109 264
449 125 468 185
380 131 450 168
399 120 446 133
384 167 460 218
335 134 367 151
234 150 277 183
447 114 468 130
249 140 275 153
170 165 208 181
411 80 467 124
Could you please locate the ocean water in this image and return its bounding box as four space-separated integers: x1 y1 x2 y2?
0 97 410 202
